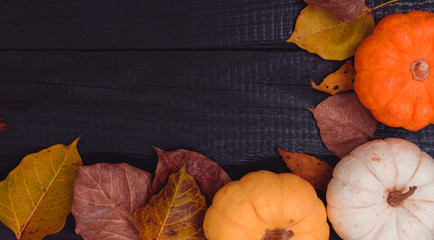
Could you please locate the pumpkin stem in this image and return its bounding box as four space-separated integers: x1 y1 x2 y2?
411 59 431 81
261 229 294 240
387 186 417 207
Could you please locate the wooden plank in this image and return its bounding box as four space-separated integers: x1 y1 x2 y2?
0 0 431 49
0 50 339 168
1 50 434 239
1 49 434 175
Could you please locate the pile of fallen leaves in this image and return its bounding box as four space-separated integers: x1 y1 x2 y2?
0 0 420 239
0 139 232 240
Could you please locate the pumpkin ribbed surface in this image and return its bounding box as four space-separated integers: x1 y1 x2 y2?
354 11 434 131
327 138 434 240
204 171 329 240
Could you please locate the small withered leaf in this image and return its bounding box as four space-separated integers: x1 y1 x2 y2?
277 149 333 191
0 118 6 131
311 60 355 95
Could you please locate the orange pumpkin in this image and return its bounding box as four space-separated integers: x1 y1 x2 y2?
203 171 329 240
354 11 434 131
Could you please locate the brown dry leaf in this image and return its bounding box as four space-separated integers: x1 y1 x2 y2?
277 149 333 191
311 60 355 95
0 138 82 240
152 147 231 204
304 0 365 22
287 5 375 60
0 118 6 131
309 92 378 158
135 165 207 240
72 163 152 240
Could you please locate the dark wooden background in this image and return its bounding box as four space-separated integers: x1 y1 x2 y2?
0 0 433 239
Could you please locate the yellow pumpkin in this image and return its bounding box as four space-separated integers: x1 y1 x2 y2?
203 170 329 240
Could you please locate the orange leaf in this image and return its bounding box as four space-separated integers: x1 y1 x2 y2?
311 60 355 95
277 148 332 191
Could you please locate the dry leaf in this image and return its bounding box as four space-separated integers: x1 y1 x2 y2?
152 147 231 204
277 149 333 191
135 165 207 240
309 92 377 158
72 163 152 240
304 0 365 22
311 60 355 95
0 138 82 240
0 118 6 131
287 5 375 60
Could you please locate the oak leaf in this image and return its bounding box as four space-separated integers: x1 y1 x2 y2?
287 4 375 60
135 165 207 240
152 147 231 204
0 138 82 240
304 0 365 22
311 60 355 95
277 149 333 191
309 92 377 158
72 163 152 240
0 118 6 131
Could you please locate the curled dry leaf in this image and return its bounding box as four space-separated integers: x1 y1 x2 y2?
287 5 375 60
152 147 231 204
135 165 207 240
0 118 6 131
309 92 377 158
72 163 152 240
304 0 365 22
311 60 355 95
277 149 333 191
0 138 82 240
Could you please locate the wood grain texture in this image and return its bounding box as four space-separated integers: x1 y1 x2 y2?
0 0 431 49
1 0 433 239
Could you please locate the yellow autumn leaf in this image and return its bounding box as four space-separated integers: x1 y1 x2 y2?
287 5 375 60
311 59 356 95
135 165 207 240
0 138 82 240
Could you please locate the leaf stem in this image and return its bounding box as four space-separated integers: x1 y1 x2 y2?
372 0 402 11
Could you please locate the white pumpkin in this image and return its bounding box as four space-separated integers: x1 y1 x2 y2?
326 138 434 240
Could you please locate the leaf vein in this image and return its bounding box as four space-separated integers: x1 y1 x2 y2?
8 179 20 236
20 144 77 236
79 169 136 227
23 178 36 207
